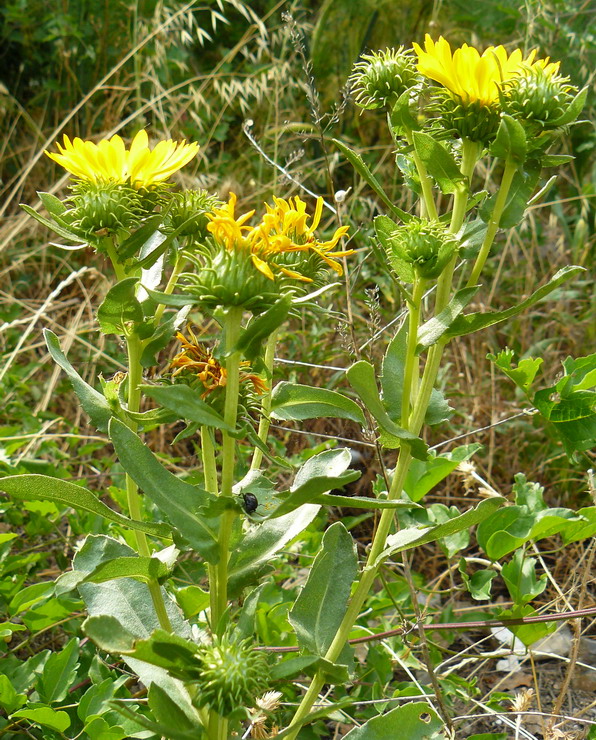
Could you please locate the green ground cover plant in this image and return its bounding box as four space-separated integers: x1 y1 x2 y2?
0 2 595 739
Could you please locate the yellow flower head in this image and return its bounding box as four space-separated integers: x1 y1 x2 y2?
207 193 351 282
413 34 558 106
46 130 199 188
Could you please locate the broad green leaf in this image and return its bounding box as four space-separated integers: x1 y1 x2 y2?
228 504 320 596
289 522 357 656
77 677 122 721
412 131 467 193
109 418 220 562
404 444 481 502
501 550 547 605
342 701 443 739
560 506 596 544
346 360 427 458
83 556 170 585
374 215 414 283
458 560 497 601
82 716 128 740
271 382 366 425
142 287 197 307
38 637 79 704
375 497 505 567
477 504 583 560
9 581 54 615
390 89 420 132
333 138 411 222
445 266 585 339
140 312 185 368
148 683 202 737
11 707 71 733
175 585 210 619
490 114 527 163
140 384 232 431
488 349 543 393
416 287 479 351
0 474 171 538
236 295 292 360
0 676 26 713
44 329 113 431
97 277 143 336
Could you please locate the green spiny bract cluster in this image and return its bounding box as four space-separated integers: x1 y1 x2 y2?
65 181 146 236
427 91 503 144
165 189 223 239
386 218 459 281
349 47 420 111
192 634 269 717
502 68 578 132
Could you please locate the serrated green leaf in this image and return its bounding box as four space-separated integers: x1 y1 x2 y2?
412 131 467 193
109 418 220 562
333 138 411 222
83 556 170 585
445 266 584 339
97 277 144 336
289 522 357 656
271 382 366 425
346 360 427 458
38 637 79 704
45 329 113 431
0 474 171 538
404 444 482 502
140 384 233 430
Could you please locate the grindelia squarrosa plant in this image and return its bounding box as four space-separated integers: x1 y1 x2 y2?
1 33 594 740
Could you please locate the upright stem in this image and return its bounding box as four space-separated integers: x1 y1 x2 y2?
401 278 425 425
404 129 439 222
153 253 188 326
201 426 219 622
250 331 277 471
124 334 172 632
467 157 517 287
212 307 243 632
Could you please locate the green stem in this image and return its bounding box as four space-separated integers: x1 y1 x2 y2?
201 426 219 623
250 330 277 471
404 129 439 222
154 253 188 326
212 307 243 632
125 334 172 632
401 278 425 426
466 157 517 288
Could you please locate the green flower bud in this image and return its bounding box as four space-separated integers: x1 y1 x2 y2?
502 67 578 132
165 189 223 239
65 181 144 236
387 219 458 280
349 47 420 111
193 634 269 717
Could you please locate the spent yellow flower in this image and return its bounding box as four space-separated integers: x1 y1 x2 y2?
46 130 199 187
413 34 559 106
207 193 351 283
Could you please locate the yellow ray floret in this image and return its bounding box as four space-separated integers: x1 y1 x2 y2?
46 130 199 187
207 193 352 282
413 34 560 106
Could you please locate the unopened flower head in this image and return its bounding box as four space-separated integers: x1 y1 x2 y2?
166 189 223 239
46 130 199 188
170 326 267 398
65 180 144 237
349 47 420 110
387 218 458 280
193 634 269 717
184 192 351 312
503 63 577 133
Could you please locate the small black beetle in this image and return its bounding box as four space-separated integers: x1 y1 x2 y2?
242 492 259 514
